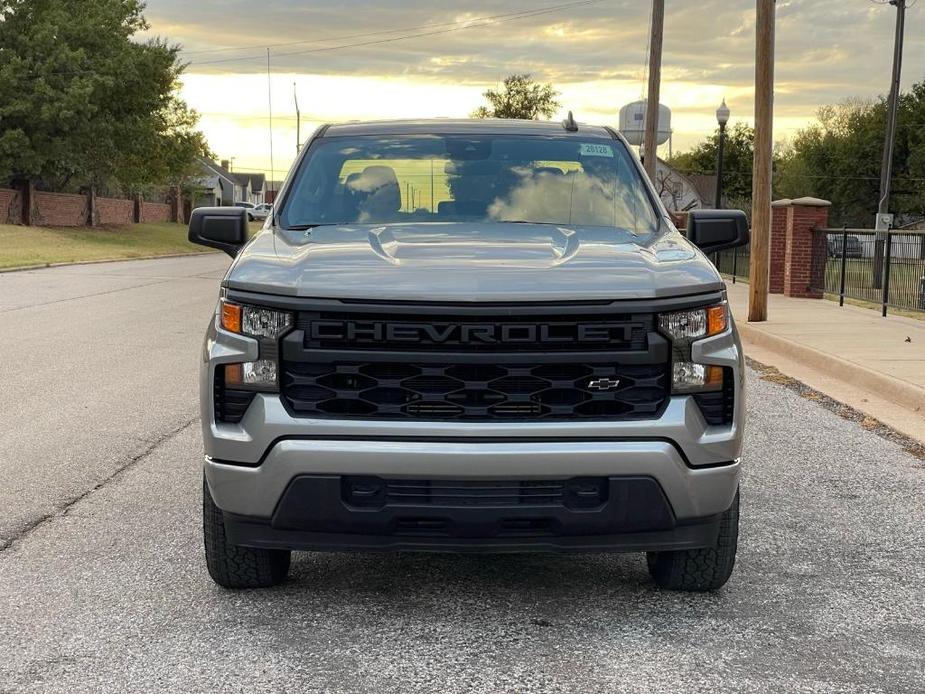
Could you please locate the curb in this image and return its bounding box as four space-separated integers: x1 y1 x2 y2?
0 251 220 275
737 321 925 415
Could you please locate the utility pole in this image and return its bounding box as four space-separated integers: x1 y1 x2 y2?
267 49 275 201
643 0 664 182
748 0 775 323
873 0 906 288
293 82 302 155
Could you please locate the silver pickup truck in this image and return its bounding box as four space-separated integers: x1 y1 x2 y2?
190 118 749 591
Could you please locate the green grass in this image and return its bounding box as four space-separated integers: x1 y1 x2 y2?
0 221 265 270
821 258 925 311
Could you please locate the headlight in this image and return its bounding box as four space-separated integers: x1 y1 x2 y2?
217 300 292 400
220 300 292 339
224 360 278 388
659 303 728 393
658 304 727 342
671 362 723 392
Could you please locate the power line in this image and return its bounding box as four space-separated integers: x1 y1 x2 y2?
671 166 925 183
16 0 604 78
189 0 606 67
640 0 653 99
180 0 604 57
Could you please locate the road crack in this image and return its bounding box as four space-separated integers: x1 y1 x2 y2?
0 417 200 554
0 278 176 314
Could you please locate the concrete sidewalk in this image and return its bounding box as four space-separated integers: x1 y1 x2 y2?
726 282 925 442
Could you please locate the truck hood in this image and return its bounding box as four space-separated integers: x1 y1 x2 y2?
224 222 724 302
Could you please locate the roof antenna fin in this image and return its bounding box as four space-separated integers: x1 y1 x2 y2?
562 111 578 132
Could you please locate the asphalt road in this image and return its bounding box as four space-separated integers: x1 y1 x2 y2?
1 256 923 693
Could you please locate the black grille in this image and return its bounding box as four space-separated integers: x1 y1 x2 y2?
281 362 668 420
693 369 735 426
213 367 256 424
343 477 608 509
279 304 670 422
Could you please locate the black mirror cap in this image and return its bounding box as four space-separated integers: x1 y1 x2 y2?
188 207 248 258
686 209 750 254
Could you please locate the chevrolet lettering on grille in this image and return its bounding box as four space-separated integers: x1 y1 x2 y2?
309 320 635 345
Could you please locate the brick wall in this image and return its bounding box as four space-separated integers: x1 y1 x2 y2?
0 188 22 225
33 191 88 227
97 196 134 225
141 201 171 223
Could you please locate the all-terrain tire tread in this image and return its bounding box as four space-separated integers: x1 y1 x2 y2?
202 477 290 589
647 490 739 592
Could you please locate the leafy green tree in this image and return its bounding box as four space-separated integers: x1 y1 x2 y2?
472 74 560 120
775 100 886 225
776 82 925 226
0 0 209 192
668 123 757 204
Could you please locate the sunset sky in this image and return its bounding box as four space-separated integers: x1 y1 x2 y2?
140 0 925 182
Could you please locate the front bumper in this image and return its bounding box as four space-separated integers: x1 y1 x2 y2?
206 436 739 521
222 474 726 554
200 302 745 550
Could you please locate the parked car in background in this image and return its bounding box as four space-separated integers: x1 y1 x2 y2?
827 234 863 258
253 203 273 221
233 201 269 222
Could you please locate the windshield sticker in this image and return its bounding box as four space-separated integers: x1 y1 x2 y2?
580 143 614 158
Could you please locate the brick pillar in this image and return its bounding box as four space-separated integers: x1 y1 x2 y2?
782 197 831 298
769 200 790 294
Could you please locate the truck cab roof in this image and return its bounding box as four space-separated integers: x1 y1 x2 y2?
321 118 615 139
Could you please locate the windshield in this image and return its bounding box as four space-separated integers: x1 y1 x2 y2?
277 134 659 234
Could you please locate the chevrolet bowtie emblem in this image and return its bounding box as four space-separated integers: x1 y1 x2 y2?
587 378 620 391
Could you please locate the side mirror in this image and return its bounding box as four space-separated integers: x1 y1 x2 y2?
188 207 248 258
686 209 750 253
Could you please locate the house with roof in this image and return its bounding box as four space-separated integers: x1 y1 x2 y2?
653 159 713 212
231 173 267 205
192 159 245 207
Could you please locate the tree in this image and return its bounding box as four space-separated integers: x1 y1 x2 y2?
471 74 560 120
0 0 209 193
776 88 925 226
668 123 757 204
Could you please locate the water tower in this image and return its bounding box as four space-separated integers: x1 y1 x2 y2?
619 101 672 157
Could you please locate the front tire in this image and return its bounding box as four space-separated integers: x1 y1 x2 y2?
646 490 739 591
203 477 291 588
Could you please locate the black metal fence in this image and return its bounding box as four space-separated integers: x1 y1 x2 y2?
712 244 751 283
811 228 925 316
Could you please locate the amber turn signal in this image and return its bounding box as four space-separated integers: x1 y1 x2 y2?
224 363 243 386
706 305 728 337
705 365 724 387
221 301 242 334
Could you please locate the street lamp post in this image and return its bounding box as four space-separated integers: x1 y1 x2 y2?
715 99 730 209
